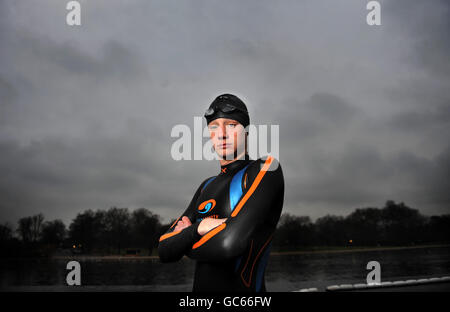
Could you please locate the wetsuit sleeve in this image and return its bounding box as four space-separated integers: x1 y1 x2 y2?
157 178 210 263
186 156 284 261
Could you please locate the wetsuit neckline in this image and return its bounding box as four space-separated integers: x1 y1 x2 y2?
219 154 251 174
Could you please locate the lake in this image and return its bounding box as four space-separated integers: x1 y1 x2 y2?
1 245 449 291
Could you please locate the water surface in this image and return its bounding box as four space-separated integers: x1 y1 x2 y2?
1 246 449 291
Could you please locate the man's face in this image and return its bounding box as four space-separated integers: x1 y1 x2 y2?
208 118 246 160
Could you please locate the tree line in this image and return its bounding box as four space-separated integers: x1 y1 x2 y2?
0 207 164 257
0 200 448 257
272 200 450 251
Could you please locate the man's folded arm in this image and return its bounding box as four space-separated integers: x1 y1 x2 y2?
186 157 284 262
157 178 211 263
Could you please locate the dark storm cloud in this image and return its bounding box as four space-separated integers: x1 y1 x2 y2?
0 77 18 105
387 103 450 132
287 143 450 204
0 7 209 225
277 92 362 141
384 0 450 79
3 30 147 81
275 89 449 218
0 77 18 125
0 133 209 224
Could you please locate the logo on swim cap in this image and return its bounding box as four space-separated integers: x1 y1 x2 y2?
198 199 216 214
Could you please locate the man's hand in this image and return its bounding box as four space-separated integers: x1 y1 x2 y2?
197 218 227 236
174 216 192 232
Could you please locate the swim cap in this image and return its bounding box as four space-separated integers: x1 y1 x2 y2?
204 94 250 128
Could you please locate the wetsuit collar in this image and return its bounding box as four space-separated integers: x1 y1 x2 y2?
219 154 251 174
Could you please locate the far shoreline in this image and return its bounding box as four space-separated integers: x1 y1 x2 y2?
270 243 450 256
28 243 449 261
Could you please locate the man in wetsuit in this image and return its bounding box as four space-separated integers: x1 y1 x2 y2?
158 94 284 292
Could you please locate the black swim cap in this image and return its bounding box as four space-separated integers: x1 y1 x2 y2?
204 94 250 128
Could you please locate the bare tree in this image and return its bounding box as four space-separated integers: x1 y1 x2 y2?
41 219 66 246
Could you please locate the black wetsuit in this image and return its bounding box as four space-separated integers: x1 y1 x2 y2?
158 155 284 292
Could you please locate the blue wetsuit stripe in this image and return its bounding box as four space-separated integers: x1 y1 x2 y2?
202 176 216 192
256 242 272 292
229 164 250 213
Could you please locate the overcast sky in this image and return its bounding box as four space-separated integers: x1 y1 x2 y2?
0 0 449 227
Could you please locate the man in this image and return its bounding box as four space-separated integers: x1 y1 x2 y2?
158 93 284 292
